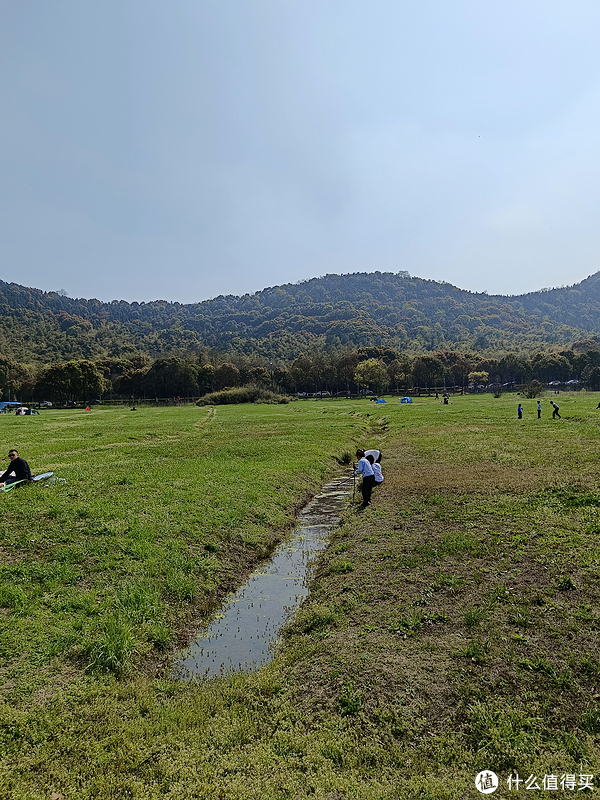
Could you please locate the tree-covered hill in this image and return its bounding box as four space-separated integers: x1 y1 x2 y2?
1 270 599 365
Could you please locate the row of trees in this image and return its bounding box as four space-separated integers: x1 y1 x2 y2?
3 346 600 403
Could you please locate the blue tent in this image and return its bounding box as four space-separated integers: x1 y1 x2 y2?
0 402 21 413
376 398 386 403
400 397 413 404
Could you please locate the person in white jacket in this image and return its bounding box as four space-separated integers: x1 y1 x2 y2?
354 452 375 506
372 456 383 487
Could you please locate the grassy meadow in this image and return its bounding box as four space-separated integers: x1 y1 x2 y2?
2 393 600 798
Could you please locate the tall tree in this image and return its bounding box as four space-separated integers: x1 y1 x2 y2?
213 363 240 390
0 357 31 400
387 356 411 391
337 352 360 393
35 360 110 402
143 358 199 397
412 355 445 388
290 354 313 392
354 359 390 393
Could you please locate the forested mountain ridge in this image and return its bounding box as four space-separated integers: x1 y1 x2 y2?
1 271 599 365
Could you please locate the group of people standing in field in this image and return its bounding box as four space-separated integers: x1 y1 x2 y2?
518 400 561 420
353 449 383 508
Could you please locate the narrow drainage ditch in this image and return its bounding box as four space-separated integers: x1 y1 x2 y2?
172 474 353 679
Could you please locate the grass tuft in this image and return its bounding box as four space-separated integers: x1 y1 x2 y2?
458 638 489 663
329 559 355 574
338 681 362 715
283 603 336 635
510 606 533 628
581 706 600 734
0 585 28 610
557 575 577 591
84 615 138 676
463 607 485 627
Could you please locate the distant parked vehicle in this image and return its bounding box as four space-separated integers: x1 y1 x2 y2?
548 381 561 386
358 389 373 395
40 401 52 407
314 390 331 397
296 392 308 398
566 379 580 385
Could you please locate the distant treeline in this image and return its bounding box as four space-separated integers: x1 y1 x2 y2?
2 271 600 401
3 346 600 403
2 270 600 366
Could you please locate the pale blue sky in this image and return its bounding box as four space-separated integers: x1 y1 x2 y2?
1 0 600 302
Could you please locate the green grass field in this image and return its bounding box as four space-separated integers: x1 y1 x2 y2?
2 393 600 798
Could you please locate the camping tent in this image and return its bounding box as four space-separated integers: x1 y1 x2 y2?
0 402 21 413
400 397 413 404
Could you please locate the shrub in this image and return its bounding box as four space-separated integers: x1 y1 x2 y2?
524 380 544 398
196 386 289 406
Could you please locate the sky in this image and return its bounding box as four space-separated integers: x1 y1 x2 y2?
1 1 600 304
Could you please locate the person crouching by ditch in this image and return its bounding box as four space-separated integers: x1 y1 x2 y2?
550 400 561 419
0 449 32 487
354 450 375 507
372 454 384 488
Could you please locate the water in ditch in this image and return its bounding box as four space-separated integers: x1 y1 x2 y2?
172 474 353 679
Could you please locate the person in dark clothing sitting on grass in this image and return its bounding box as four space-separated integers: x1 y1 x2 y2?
0 449 32 486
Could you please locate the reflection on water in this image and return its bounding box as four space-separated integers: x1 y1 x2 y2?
172 475 352 679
